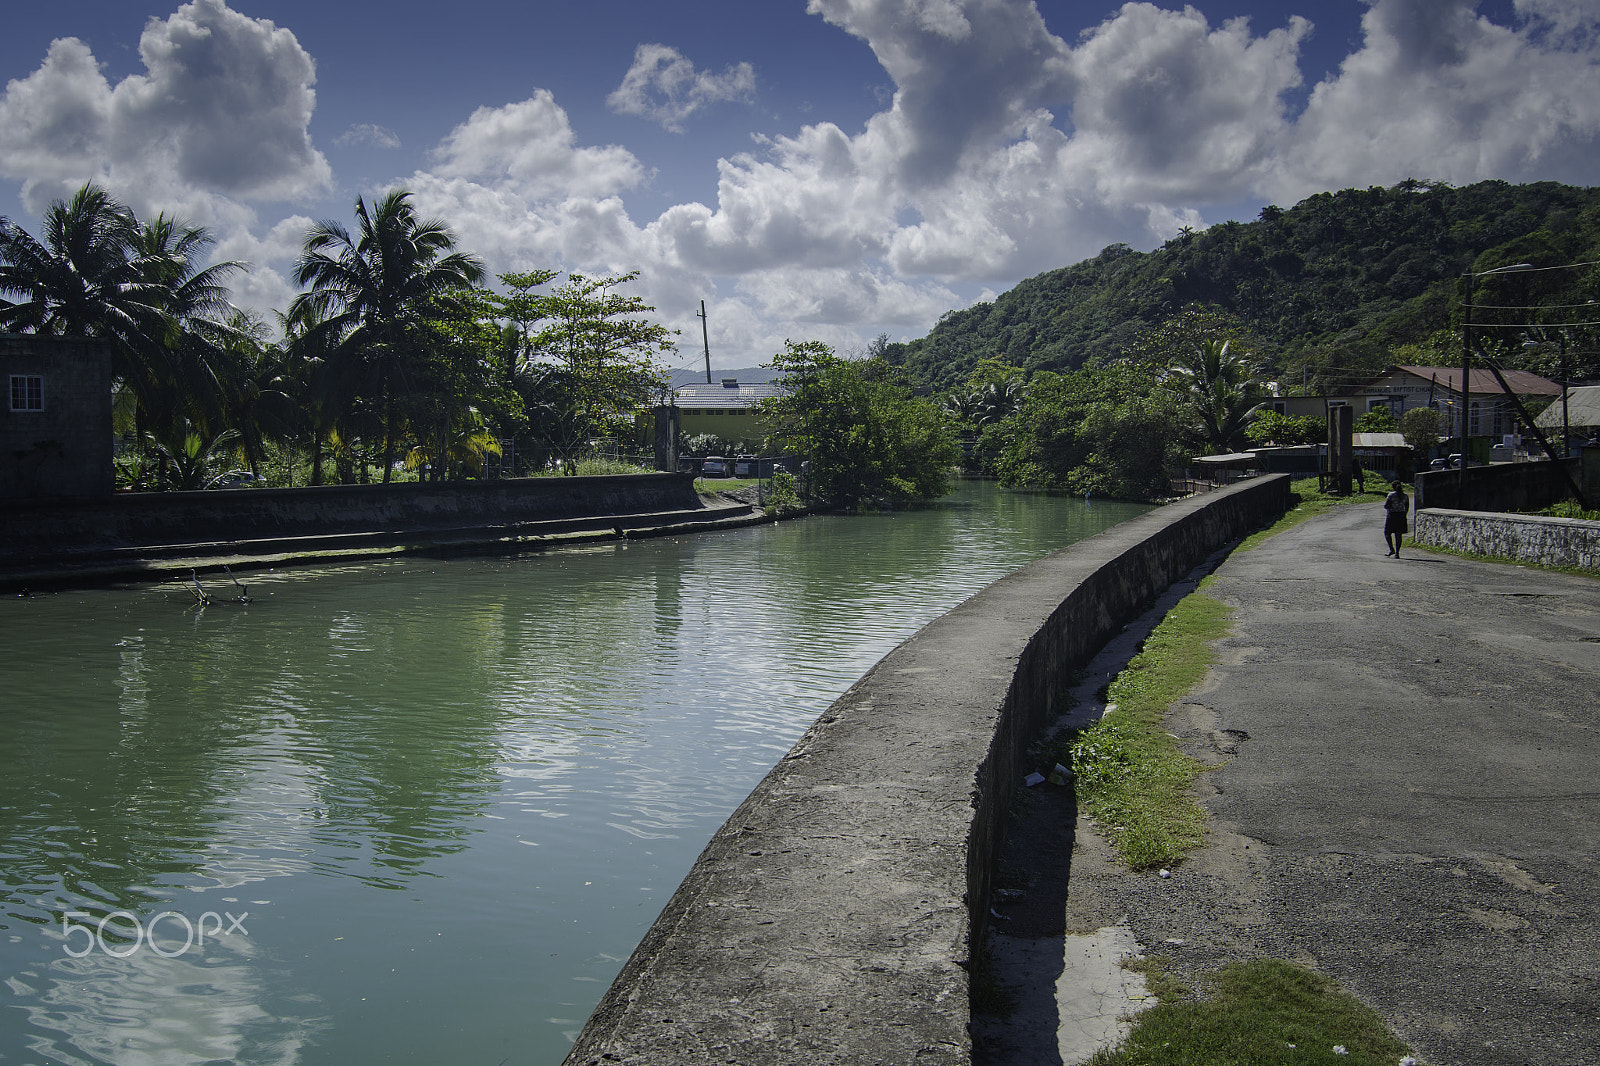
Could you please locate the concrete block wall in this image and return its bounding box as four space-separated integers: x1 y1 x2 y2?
1414 457 1582 513
1413 508 1600 571
0 473 701 559
564 475 1291 1066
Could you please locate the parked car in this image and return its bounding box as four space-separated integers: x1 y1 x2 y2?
205 470 260 489
700 457 728 477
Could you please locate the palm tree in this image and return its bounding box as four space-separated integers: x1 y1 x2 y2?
290 189 486 482
1166 338 1266 452
126 213 246 434
0 186 246 437
0 185 148 337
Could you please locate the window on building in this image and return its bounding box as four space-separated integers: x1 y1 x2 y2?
9 375 43 411
1272 401 1287 414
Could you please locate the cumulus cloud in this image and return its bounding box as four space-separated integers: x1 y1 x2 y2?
335 123 401 149
0 0 329 224
607 44 756 133
429 91 645 201
1268 0 1600 199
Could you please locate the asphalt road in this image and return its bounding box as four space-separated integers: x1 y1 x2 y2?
1063 501 1600 1066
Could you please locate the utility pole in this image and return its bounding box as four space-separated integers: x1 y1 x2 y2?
698 300 711 384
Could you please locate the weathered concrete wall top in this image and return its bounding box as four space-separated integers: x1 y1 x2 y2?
0 473 702 557
564 476 1290 1066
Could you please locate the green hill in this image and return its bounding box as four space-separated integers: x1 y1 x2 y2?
888 179 1600 392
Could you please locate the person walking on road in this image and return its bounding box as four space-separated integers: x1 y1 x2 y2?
1383 479 1409 556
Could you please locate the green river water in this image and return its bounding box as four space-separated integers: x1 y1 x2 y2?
0 481 1148 1065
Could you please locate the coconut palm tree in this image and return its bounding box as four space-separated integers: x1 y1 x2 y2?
1166 338 1266 452
0 185 246 440
126 212 247 433
0 185 152 341
290 189 486 482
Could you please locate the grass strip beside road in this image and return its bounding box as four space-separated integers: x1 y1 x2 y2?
1069 591 1229 870
1073 477 1386 871
1088 958 1416 1066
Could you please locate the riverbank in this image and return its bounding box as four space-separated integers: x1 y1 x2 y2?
0 476 770 591
562 476 1290 1066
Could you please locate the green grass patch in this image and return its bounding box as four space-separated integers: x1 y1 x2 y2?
1410 541 1600 580
1237 477 1391 552
1070 592 1231 869
1088 958 1416 1066
695 477 758 493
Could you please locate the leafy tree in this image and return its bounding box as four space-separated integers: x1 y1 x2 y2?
1244 411 1324 446
527 271 674 471
291 189 486 482
1354 407 1398 433
0 185 154 343
994 364 1181 500
757 341 959 508
1400 406 1446 459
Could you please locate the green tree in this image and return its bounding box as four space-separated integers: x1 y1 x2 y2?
995 364 1181 500
758 341 959 508
291 189 486 482
523 271 674 472
0 185 154 343
1400 406 1446 460
1244 411 1324 446
1165 338 1266 451
1354 406 1398 433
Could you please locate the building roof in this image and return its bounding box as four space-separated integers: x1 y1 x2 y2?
675 379 786 409
1534 385 1600 431
1352 433 1409 449
1383 365 1562 397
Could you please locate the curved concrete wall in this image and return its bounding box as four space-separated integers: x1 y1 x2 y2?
564 475 1291 1066
0 473 701 559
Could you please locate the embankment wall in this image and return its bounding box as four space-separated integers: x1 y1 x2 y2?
0 473 701 558
1413 508 1600 571
564 475 1291 1066
1414 457 1583 513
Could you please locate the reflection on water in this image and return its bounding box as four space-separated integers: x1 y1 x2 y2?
0 481 1147 1065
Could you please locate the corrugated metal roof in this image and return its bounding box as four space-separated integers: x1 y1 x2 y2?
1534 385 1600 430
1352 433 1408 448
674 380 786 409
1386 365 1562 396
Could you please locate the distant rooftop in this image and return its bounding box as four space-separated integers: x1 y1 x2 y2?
675 379 786 409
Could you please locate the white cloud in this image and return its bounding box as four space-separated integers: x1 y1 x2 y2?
607 44 756 133
0 0 330 308
1060 4 1309 202
335 123 401 149
429 91 646 202
1268 0 1600 201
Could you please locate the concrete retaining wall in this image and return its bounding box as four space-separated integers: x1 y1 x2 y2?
0 473 701 560
1413 508 1600 571
1414 457 1582 513
564 475 1291 1066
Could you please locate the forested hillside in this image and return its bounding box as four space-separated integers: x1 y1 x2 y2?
888 180 1600 392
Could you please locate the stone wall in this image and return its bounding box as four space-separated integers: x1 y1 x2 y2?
1413 508 1600 571
0 473 701 560
564 475 1291 1066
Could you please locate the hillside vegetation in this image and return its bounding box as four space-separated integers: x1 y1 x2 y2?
888 179 1600 392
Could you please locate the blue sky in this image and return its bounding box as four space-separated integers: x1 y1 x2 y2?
2 0 1595 376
